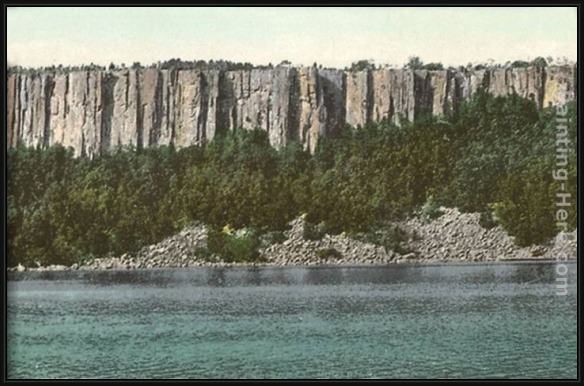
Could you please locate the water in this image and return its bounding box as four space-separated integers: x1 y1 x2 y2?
7 261 577 379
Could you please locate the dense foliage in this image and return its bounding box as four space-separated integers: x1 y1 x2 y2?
7 92 576 267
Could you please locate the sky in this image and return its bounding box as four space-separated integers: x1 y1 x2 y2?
7 7 578 68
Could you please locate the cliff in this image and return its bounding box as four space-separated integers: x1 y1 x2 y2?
7 64 577 156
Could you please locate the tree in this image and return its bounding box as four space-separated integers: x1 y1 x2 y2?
511 60 530 68
350 60 375 71
423 62 444 71
531 57 547 68
405 56 424 70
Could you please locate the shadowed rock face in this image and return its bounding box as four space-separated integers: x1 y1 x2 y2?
7 64 577 156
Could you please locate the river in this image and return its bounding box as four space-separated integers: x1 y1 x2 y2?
7 261 577 379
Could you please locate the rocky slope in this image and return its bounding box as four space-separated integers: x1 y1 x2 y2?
7 64 577 156
11 208 576 271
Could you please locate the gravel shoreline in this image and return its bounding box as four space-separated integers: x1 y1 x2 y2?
9 208 577 272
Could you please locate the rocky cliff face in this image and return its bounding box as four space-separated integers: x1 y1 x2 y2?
7 64 577 156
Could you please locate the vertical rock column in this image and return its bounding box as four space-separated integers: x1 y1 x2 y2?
269 66 296 148
18 75 35 147
543 65 577 107
66 71 103 157
319 69 346 137
389 69 416 125
220 67 301 149
173 69 222 148
248 69 273 132
488 68 513 97
7 73 17 148
345 70 371 127
48 73 68 148
296 66 326 152
429 70 452 116
509 67 545 108
371 69 392 123
141 68 162 147
413 70 433 119
158 69 178 146
22 75 42 148
461 69 489 100
174 70 204 148
109 69 141 149
222 69 272 134
203 70 221 143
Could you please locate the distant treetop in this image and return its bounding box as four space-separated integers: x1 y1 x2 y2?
7 56 575 76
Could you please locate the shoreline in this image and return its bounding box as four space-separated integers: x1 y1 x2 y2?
8 257 577 274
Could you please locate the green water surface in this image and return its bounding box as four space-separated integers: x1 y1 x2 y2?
7 261 577 379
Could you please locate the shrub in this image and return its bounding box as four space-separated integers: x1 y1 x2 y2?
352 225 411 255
316 248 342 260
259 230 287 247
492 167 557 246
303 221 326 241
479 210 497 229
206 226 263 262
420 195 444 222
77 253 96 266
193 246 216 262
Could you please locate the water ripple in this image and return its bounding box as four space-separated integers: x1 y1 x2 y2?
7 262 577 379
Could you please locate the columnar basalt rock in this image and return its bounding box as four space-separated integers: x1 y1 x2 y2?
345 70 371 127
464 69 489 99
371 69 392 123
204 70 221 143
220 68 296 148
7 74 17 148
6 64 577 156
509 67 546 108
48 73 68 148
158 69 178 147
21 74 51 150
296 66 326 152
413 70 434 118
543 65 577 108
110 69 141 149
429 70 452 116
141 68 162 147
318 69 345 137
488 68 512 97
389 69 416 124
269 67 296 149
174 70 204 148
66 71 103 157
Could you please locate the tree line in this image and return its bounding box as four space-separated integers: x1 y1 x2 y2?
10 56 572 77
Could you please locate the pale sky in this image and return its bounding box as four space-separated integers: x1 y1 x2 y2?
7 7 578 68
